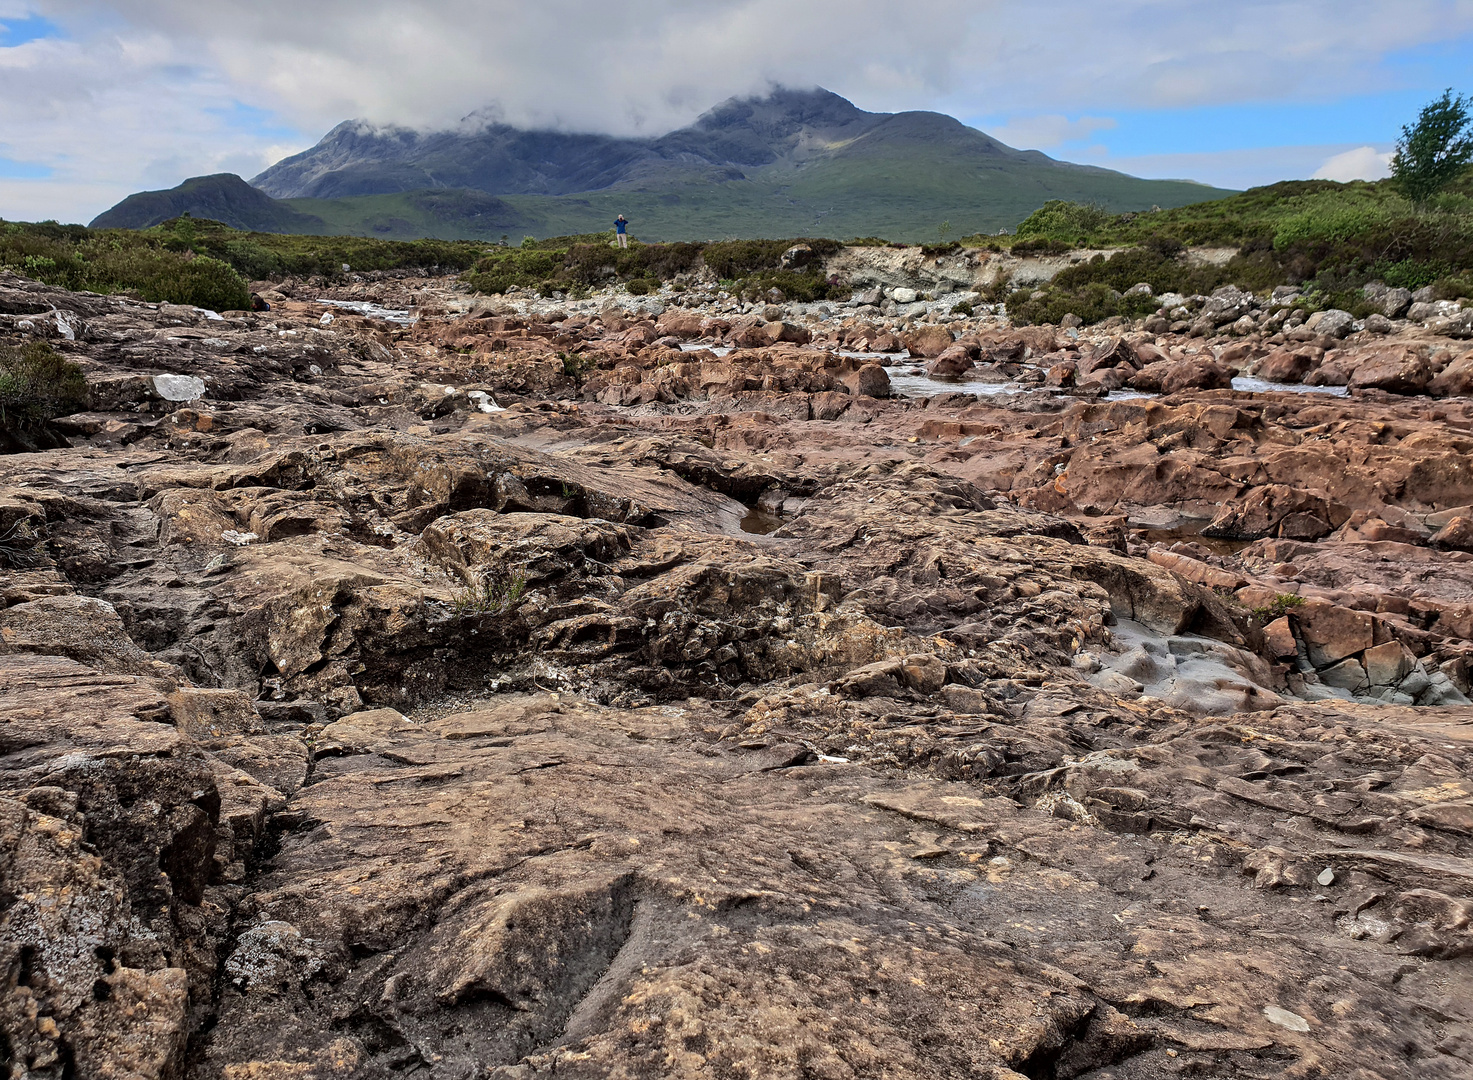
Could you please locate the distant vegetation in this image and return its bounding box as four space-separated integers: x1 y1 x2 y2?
463 236 850 301
0 216 488 310
5 166 1472 329
993 175 1473 325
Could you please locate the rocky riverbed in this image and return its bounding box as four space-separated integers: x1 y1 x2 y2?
3 265 1473 1079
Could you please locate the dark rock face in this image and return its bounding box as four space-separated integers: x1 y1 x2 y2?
4 267 1473 1078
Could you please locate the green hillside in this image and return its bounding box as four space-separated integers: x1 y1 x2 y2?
95 88 1233 243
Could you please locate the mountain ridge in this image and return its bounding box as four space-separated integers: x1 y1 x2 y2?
94 87 1234 241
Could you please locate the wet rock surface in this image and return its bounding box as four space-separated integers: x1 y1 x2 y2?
2 268 1473 1078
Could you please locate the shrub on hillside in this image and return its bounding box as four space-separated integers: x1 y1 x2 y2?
1015 201 1115 243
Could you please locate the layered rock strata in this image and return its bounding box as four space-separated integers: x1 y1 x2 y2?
2 269 1472 1078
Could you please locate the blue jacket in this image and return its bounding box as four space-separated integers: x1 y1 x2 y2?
615 219 627 234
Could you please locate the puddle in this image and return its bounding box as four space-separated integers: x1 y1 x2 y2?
740 507 786 535
1231 376 1349 397
1135 526 1253 556
315 298 418 325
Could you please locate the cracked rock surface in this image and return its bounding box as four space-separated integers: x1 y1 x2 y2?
2 269 1473 1078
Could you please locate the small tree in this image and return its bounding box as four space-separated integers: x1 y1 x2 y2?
1392 89 1473 205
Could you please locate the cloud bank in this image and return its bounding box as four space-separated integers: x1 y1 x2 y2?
3 0 1471 221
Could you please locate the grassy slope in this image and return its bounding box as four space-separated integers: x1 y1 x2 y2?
1010 176 1473 250
274 141 1233 243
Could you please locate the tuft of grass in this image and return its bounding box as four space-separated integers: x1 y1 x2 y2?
0 518 44 568
450 571 528 618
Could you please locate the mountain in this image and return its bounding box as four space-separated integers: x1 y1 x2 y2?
94 88 1234 241
89 174 328 233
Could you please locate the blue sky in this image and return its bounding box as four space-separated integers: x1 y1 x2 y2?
2 1 1472 222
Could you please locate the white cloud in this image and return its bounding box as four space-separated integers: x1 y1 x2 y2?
3 1 1471 221
1312 145 1394 182
990 115 1118 150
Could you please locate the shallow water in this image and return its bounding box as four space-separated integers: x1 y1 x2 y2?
739 507 785 535
887 371 1031 398
1135 526 1253 557
1231 376 1349 397
315 298 417 325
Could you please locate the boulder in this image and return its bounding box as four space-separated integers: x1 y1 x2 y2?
1079 336 1138 375
924 343 979 379
1305 309 1355 339
1203 485 1341 541
1294 600 1375 667
1429 350 1473 396
1131 358 1233 395
1346 346 1432 394
843 363 892 398
1200 286 1253 326
1255 347 1319 383
1362 283 1413 319
1362 641 1416 688
891 287 918 304
902 325 955 358
1431 516 1473 553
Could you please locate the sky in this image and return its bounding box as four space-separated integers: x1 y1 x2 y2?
2 0 1472 223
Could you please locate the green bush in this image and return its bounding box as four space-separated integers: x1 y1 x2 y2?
733 270 843 303
625 278 654 296
0 341 89 426
1015 200 1114 242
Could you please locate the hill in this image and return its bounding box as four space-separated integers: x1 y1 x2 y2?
93 88 1233 242
89 174 328 233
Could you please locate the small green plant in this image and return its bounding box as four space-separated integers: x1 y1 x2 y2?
559 351 595 381
450 570 527 617
0 341 89 427
1251 593 1306 623
951 301 974 316
1392 89 1473 206
625 278 654 296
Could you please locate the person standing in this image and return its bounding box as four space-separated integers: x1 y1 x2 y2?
615 215 628 249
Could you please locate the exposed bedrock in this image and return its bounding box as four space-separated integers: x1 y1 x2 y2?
2 268 1472 1078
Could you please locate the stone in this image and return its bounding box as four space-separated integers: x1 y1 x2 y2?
1264 616 1297 658
1305 309 1354 338
1431 516 1473 552
891 287 918 304
168 687 264 739
1317 867 1336 887
901 325 954 357
1129 358 1233 394
1255 346 1318 383
1361 641 1416 687
924 343 978 379
1430 350 1473 396
843 362 892 398
1295 600 1375 668
1362 284 1413 319
1318 657 1368 691
1347 346 1432 394
1263 1006 1312 1033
